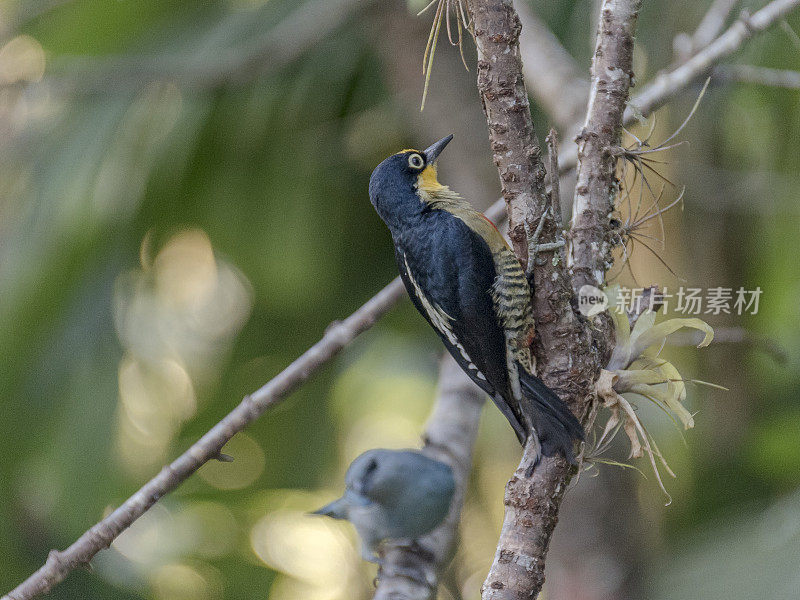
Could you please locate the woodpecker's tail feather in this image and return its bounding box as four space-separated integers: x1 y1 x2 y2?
518 368 584 463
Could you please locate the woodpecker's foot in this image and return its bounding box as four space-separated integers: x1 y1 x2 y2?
524 208 565 274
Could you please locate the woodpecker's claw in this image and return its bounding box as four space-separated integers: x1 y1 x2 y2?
524 207 565 275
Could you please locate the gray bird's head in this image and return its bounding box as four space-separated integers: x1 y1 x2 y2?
311 448 456 549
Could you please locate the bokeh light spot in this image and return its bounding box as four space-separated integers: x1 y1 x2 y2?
0 36 46 84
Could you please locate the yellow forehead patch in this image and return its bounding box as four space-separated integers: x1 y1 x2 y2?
396 148 421 155
417 164 444 192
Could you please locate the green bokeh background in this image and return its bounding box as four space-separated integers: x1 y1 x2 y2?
1 1 799 599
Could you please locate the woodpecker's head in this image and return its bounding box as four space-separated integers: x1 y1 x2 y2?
369 134 453 228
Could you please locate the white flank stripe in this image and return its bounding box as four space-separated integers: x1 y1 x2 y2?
403 253 487 382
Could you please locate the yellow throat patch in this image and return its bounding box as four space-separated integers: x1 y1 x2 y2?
418 163 446 194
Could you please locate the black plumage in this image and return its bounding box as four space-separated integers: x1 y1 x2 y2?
369 135 583 461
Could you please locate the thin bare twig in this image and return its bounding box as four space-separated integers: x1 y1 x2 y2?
713 64 800 88
674 0 739 61
629 0 800 119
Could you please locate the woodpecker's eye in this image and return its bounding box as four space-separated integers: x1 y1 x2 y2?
408 153 424 169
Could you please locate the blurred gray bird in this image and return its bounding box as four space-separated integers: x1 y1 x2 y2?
312 448 455 563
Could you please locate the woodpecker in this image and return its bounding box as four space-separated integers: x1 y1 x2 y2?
368 135 583 461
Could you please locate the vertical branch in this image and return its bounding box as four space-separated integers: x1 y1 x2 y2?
470 0 549 268
469 0 583 385
374 356 484 600
469 2 606 600
569 0 643 293
472 0 643 597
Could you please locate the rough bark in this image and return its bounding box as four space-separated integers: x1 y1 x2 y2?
469 2 605 600
470 0 549 267
569 0 643 294
472 1 643 598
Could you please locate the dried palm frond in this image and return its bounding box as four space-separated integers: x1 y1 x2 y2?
418 0 472 110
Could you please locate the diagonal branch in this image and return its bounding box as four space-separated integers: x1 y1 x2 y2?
630 0 800 119
2 279 409 600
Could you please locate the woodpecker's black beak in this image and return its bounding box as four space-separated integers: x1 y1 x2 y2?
424 134 453 163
